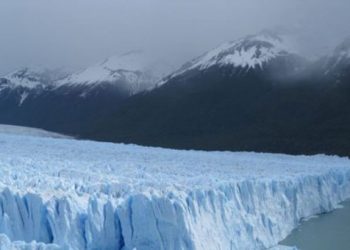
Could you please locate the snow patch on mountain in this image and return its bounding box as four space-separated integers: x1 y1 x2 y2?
190 35 285 69
18 92 28 106
0 52 173 97
0 133 350 249
328 37 350 69
58 51 169 94
0 68 67 91
322 37 350 77
162 32 298 83
334 37 350 57
0 68 47 89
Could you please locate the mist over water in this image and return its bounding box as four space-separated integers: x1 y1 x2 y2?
0 0 350 75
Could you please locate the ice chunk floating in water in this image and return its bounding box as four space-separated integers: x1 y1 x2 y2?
0 131 350 249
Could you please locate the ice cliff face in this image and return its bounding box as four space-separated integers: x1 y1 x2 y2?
0 131 350 250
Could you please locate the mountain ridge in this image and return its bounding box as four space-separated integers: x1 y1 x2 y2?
82 33 350 156
1 32 350 156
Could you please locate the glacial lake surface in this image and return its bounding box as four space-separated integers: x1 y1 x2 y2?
281 199 350 250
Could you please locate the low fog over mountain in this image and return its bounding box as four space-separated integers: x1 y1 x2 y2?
1 0 350 75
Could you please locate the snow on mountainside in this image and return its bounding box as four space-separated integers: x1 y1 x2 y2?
0 133 350 249
0 51 171 97
0 68 68 105
58 51 168 94
333 37 350 60
164 31 298 81
0 68 60 90
324 37 350 75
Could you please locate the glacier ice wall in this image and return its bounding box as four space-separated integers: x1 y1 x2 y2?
1 133 350 249
0 169 350 250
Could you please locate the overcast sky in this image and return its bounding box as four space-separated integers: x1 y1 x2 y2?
0 0 350 75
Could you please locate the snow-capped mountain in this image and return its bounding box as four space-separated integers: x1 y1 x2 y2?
0 51 170 135
58 51 166 94
0 67 66 106
0 52 170 135
0 51 167 104
331 37 350 64
323 37 350 81
0 67 67 90
2 32 350 155
86 33 350 156
163 31 304 83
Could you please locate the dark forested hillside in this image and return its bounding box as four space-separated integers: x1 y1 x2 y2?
2 34 350 156
84 62 350 156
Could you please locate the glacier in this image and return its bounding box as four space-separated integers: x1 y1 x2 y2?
0 131 350 249
0 125 69 139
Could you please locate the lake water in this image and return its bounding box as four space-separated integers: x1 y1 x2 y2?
280 200 350 250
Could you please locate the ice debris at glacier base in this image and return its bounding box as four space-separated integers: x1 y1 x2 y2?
0 131 350 250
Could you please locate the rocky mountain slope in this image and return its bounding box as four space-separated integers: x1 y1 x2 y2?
85 33 350 156
0 51 166 134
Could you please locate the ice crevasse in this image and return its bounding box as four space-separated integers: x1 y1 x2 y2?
0 132 350 250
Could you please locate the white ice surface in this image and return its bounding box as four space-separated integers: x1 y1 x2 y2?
268 246 297 250
0 125 68 139
0 132 350 249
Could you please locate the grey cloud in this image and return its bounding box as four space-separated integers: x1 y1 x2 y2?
0 0 349 75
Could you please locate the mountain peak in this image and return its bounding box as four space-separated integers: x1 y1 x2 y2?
58 51 169 94
324 37 350 74
0 67 62 89
334 37 350 58
244 30 284 46
166 32 296 81
99 50 150 73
